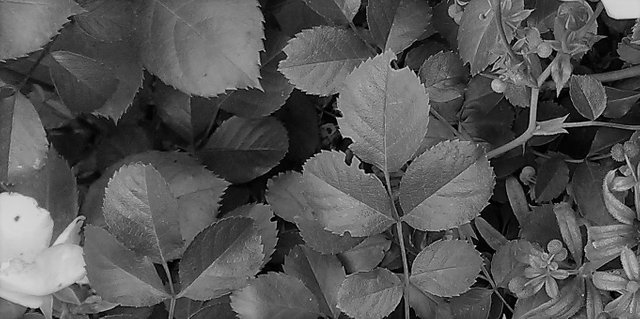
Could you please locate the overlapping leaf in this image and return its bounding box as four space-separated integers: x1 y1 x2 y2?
399 140 494 231
279 26 373 96
231 272 320 319
367 0 433 53
302 0 360 25
103 163 184 263
410 240 483 297
84 226 170 307
75 0 134 43
225 204 278 267
337 268 403 319
0 0 84 60
179 217 263 301
199 116 289 184
0 89 48 183
294 216 364 254
337 50 430 173
419 51 469 103
534 156 569 203
339 235 391 273
569 75 607 120
136 0 264 96
301 151 395 237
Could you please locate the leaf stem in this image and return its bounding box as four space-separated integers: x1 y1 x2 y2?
481 265 514 314
561 121 640 131
162 262 176 319
490 0 519 63
382 170 411 319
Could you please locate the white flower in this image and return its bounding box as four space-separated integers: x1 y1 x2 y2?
601 0 640 20
0 193 86 313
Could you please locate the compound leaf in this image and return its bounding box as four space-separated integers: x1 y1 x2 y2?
400 140 494 231
338 50 430 173
137 0 264 96
337 268 403 319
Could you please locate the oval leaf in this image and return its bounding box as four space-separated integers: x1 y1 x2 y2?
231 272 320 319
279 26 373 96
337 268 403 319
570 75 607 120
301 151 395 237
136 0 264 96
337 50 430 173
410 240 483 297
178 217 264 301
400 140 494 231
295 216 364 254
534 156 569 203
367 0 433 53
225 204 278 267
266 171 314 223
199 117 289 184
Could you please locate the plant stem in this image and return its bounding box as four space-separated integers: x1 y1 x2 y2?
561 121 640 131
481 265 514 314
430 108 464 139
487 87 539 159
382 170 411 319
491 0 519 63
162 262 176 319
591 64 640 83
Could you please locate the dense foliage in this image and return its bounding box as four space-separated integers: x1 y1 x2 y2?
2 0 640 318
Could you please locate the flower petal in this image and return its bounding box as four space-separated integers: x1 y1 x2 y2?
621 246 640 281
0 288 49 308
601 0 640 20
0 193 53 263
0 244 85 296
592 271 629 292
52 216 85 246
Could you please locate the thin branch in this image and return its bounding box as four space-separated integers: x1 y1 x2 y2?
162 262 176 319
487 88 539 159
349 21 379 56
562 121 640 131
490 0 519 63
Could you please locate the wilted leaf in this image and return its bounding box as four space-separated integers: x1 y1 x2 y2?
410 240 482 297
338 50 430 173
337 268 403 319
0 0 84 60
301 151 395 237
49 51 119 115
75 0 134 43
0 89 48 183
199 117 289 184
137 0 264 96
302 0 360 25
535 156 569 203
284 245 345 318
367 0 433 53
225 204 278 267
338 234 391 273
103 163 183 263
419 51 469 103
178 217 263 301
279 26 373 96
84 226 170 307
570 75 607 120
231 272 320 319
400 140 494 231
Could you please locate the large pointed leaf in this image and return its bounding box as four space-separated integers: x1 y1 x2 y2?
199 117 289 184
226 204 278 267
302 0 360 25
410 240 483 297
231 272 320 319
49 51 119 115
337 50 430 173
279 26 373 96
136 0 264 96
284 245 346 318
569 75 607 120
178 217 263 301
399 140 495 231
0 89 48 183
367 0 433 53
301 151 395 237
103 163 183 263
337 268 403 319
84 226 170 307
0 0 84 60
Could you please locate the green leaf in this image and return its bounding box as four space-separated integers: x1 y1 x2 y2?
136 0 264 96
0 0 84 60
620 246 640 281
474 217 507 251
338 234 391 273
284 245 346 318
367 0 433 53
75 0 134 43
520 204 562 246
419 51 469 103
301 151 395 237
225 204 278 267
553 202 584 263
0 89 48 183
449 288 492 319
178 217 264 301
279 26 373 96
571 162 614 226
338 50 430 173
266 171 314 223
294 216 364 254
84 226 170 307
570 75 607 120
534 156 569 203
407 283 451 319
505 176 531 225
457 0 526 74
49 51 119 115
603 86 640 118
400 140 494 231
230 272 320 319
302 0 360 25
103 163 184 262
602 169 636 225
154 82 203 144
199 117 289 184
337 268 403 319
491 240 535 288
410 240 482 297
520 277 583 319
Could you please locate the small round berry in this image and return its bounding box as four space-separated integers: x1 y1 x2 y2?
547 239 563 254
536 42 553 58
508 276 526 294
611 143 625 162
624 141 639 158
554 248 568 262
491 78 507 93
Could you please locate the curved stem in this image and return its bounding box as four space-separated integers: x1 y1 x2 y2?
561 121 640 131
487 88 539 159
